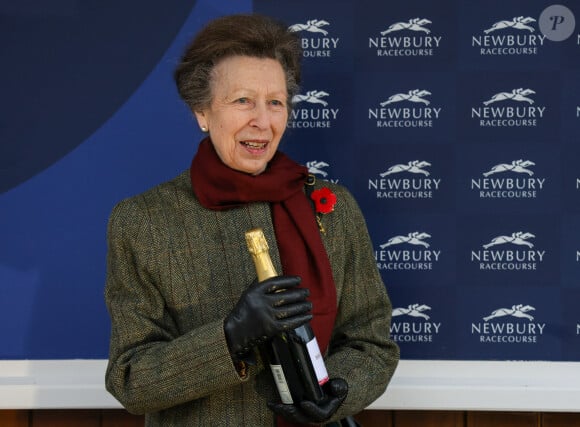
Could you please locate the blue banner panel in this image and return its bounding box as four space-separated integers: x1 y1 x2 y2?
254 0 580 362
0 1 196 194
1 0 579 363
0 0 252 359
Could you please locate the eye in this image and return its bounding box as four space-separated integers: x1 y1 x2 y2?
236 97 249 104
269 99 285 107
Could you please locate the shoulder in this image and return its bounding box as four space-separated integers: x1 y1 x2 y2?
113 171 190 211
108 171 192 231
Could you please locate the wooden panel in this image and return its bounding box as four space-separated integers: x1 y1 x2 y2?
102 409 145 427
467 411 539 427
31 409 100 427
394 410 465 427
7 408 580 427
542 412 580 427
0 410 29 427
354 409 393 427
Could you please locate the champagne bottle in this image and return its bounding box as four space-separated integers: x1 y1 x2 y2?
245 228 329 405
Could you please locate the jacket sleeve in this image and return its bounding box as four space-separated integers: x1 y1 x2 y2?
322 185 400 419
104 198 248 415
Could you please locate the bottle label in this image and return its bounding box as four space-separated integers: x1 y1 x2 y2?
270 364 294 404
306 337 329 385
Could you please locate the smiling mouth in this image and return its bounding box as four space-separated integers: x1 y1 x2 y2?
240 140 268 149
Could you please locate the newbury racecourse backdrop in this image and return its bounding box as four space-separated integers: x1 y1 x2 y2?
1 0 579 366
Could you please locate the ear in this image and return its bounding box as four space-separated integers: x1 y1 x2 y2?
193 110 208 132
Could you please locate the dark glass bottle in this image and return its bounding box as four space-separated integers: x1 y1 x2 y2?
245 228 329 404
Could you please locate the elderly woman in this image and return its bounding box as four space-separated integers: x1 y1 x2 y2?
105 13 399 427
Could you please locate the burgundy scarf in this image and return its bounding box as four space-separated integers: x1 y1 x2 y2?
190 139 337 353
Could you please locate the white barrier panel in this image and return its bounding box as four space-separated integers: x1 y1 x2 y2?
1 360 579 412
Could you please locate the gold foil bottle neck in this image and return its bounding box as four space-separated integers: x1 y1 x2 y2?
245 228 269 254
245 228 277 281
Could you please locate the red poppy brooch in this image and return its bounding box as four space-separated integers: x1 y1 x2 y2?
310 187 337 233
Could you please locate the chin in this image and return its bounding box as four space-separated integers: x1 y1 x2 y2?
249 166 267 176
242 158 270 175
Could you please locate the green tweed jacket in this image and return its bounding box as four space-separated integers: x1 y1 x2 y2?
105 170 399 426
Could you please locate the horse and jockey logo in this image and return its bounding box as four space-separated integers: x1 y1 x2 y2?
380 89 431 106
288 19 330 35
306 160 330 178
484 16 536 34
380 160 431 177
292 90 329 107
483 304 536 321
393 304 432 320
483 232 535 249
482 160 535 177
483 88 535 105
381 18 432 35
380 232 431 249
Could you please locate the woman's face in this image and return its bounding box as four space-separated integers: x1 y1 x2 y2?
194 56 289 175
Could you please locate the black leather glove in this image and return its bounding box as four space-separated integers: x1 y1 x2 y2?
224 275 312 358
267 378 349 424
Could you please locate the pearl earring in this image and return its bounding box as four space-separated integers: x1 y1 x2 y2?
201 126 208 132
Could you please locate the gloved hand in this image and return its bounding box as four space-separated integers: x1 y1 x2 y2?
267 378 348 424
224 275 312 358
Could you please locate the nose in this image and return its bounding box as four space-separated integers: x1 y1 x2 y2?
249 102 270 129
